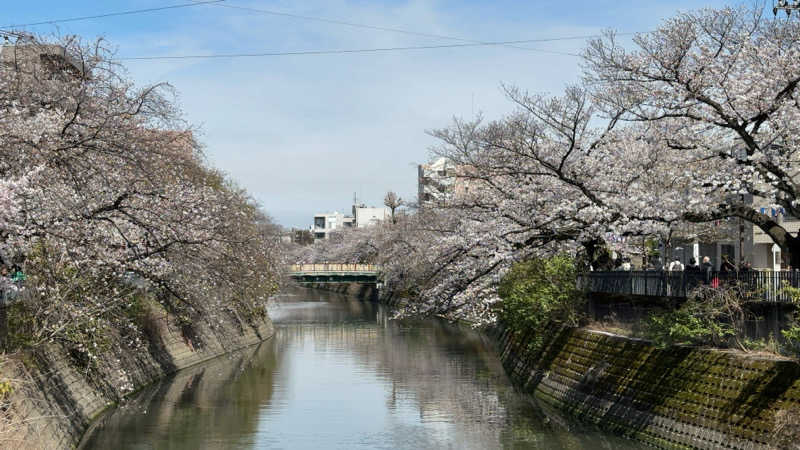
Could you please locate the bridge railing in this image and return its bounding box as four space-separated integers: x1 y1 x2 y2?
289 263 378 273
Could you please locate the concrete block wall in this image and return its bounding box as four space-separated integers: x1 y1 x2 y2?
496 326 800 449
4 312 273 449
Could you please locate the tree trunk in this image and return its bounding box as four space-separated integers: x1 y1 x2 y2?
746 212 800 269
789 239 800 270
689 206 800 269
582 239 614 271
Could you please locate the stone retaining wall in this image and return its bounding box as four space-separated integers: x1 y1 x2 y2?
4 312 273 449
496 326 800 449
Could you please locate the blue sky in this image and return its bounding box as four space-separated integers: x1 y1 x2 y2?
3 0 742 228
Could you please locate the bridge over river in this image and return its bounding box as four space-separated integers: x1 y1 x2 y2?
288 263 379 283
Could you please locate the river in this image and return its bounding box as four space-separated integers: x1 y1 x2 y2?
80 288 638 449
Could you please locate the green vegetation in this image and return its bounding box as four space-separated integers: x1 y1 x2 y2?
497 255 585 351
497 256 799 359
779 284 800 356
643 285 750 349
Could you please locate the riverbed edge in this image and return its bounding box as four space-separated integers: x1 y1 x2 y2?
491 324 800 449
5 312 274 449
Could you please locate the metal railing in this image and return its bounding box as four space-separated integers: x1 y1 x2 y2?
578 270 800 303
289 264 378 274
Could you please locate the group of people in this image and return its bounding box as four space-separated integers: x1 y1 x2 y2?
616 254 752 275
667 255 750 274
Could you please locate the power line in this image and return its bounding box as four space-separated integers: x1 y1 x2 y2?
0 30 32 40
212 2 641 55
0 0 225 30
116 27 651 61
216 3 532 42
115 38 588 61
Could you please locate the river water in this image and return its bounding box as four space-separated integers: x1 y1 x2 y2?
80 288 638 449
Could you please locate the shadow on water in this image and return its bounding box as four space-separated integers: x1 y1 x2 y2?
81 287 640 449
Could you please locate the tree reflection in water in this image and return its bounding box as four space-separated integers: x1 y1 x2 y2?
80 288 637 449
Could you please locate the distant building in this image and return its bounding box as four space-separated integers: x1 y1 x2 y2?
313 212 345 240
353 205 390 228
418 158 454 207
1 43 83 77
417 157 475 208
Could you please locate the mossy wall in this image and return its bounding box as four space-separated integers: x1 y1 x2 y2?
496 326 800 449
4 312 273 449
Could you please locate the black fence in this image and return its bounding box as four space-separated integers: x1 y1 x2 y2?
578 270 800 303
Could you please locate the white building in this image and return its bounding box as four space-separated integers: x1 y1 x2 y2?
312 212 345 240
353 206 390 228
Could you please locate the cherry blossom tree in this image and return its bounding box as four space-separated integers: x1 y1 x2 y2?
0 35 283 361
584 5 800 266
383 191 403 224
298 5 800 324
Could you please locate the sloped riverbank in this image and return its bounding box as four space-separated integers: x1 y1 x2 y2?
4 310 273 449
496 325 800 449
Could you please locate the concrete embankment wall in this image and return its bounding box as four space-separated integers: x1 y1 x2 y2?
304 282 378 302
5 312 273 449
496 326 800 449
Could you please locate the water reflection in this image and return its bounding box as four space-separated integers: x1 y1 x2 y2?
81 288 639 449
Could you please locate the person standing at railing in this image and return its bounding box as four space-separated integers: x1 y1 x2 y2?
668 258 684 272
666 258 684 297
720 255 736 274
701 256 714 285
684 257 701 293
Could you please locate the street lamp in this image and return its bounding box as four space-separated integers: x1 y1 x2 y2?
774 0 800 16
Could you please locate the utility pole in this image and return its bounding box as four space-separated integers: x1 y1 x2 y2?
774 0 800 16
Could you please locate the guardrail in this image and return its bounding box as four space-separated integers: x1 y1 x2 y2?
578 270 800 303
289 264 378 273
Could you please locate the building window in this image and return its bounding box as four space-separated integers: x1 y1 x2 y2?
314 232 326 239
314 217 325 228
